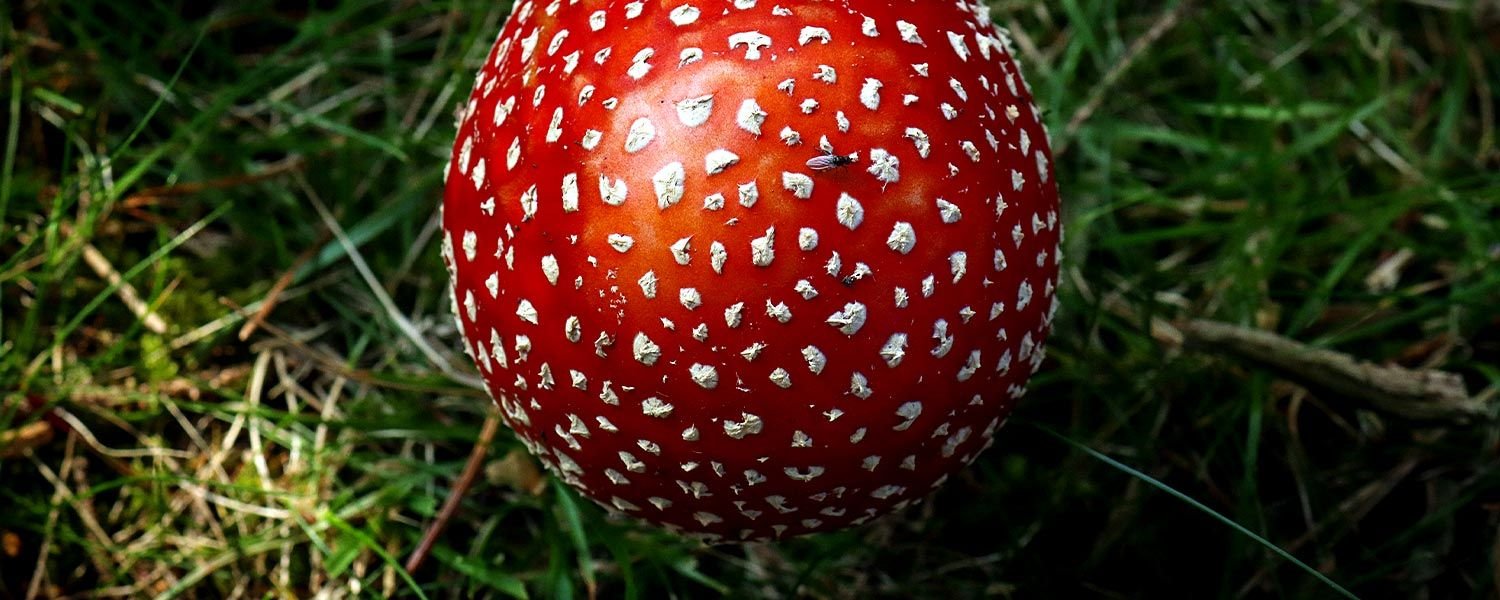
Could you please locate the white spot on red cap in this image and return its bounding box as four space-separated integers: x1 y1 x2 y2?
880 333 908 367
825 302 868 336
669 4 700 25
580 129 602 151
801 346 827 373
518 185 538 221
652 162 686 209
598 175 628 206
695 242 720 275
836 193 865 229
849 372 872 399
799 26 831 45
860 78 883 110
516 299 539 325
689 363 718 389
679 287 703 310
769 368 792 388
471 156 490 190
949 251 968 282
705 149 740 174
798 228 819 251
723 413 764 439
866 149 900 184
561 173 580 213
765 300 792 323
670 237 693 265
724 302 745 328
750 227 776 267
896 20 924 45
781 172 814 199
728 31 772 60
812 64 837 84
737 99 767 135
637 270 658 298
625 117 656 153
779 127 803 146
962 141 982 162
946 31 971 61
540 255 560 285
606 232 636 252
886 222 916 254
630 333 660 366
675 94 715 127
738 181 759 207
937 199 961 223
547 30 569 56
627 48 655 79
904 128 931 158
893 401 922 431
794 279 818 300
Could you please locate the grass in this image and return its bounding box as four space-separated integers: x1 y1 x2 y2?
2 0 1498 597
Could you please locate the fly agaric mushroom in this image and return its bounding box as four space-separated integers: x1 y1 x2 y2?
441 0 1060 542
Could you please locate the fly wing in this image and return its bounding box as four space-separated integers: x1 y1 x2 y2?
806 155 839 171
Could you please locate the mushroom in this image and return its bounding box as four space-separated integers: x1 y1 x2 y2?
441 0 1061 542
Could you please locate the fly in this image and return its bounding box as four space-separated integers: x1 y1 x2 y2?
806 149 860 171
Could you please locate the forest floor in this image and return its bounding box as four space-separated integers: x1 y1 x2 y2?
2 1 1499 598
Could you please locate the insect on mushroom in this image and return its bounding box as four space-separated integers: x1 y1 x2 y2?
442 0 1062 543
806 149 861 172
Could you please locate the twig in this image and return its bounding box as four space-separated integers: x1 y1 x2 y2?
0 421 54 458
404 410 502 573
1178 319 1487 422
119 155 303 205
79 240 169 335
238 229 331 341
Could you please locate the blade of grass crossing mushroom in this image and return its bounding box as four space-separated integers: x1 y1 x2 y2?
1030 422 1359 600
302 176 483 390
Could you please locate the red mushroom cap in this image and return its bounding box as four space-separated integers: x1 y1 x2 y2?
442 0 1061 542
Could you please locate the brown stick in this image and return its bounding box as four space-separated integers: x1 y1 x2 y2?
0 422 55 458
238 229 331 341
1178 319 1487 422
120 156 303 205
404 410 502 573
78 239 170 335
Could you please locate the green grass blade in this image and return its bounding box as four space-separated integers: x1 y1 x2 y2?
1032 423 1360 600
